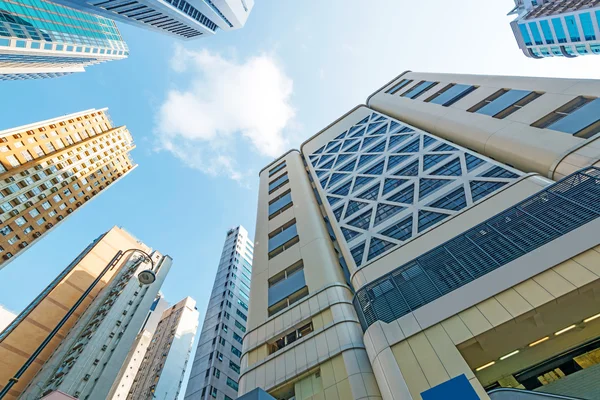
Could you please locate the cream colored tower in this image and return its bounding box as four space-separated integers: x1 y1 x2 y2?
0 108 137 269
241 71 600 400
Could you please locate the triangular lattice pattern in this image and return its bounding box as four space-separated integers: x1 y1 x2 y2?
309 112 522 268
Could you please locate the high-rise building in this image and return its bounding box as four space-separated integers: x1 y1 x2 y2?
0 108 136 269
185 226 253 400
508 0 600 58
0 305 16 332
19 245 172 400
0 227 155 400
110 293 170 400
0 0 128 80
240 72 600 400
128 297 199 399
48 0 254 40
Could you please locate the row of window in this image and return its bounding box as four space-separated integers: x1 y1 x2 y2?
519 12 598 47
388 79 600 138
268 321 313 355
267 219 299 259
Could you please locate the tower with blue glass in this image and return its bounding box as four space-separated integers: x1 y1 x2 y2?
0 0 128 80
508 0 600 58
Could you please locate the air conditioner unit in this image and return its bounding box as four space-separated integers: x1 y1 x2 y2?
9 210 19 217
84 196 90 201
3 253 13 260
51 187 58 193
67 208 73 214
61 181 68 187
76 202 82 207
45 223 53 229
34 165 43 170
4 177 15 183
58 215 64 221
20 170 30 176
19 242 28 248
24 201 33 208
39 193 46 199
33 232 41 238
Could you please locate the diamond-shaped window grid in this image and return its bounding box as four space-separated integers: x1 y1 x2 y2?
374 203 405 226
314 145 325 154
342 227 362 242
344 200 369 219
380 216 413 241
352 176 376 193
320 176 329 188
367 237 395 261
388 134 412 152
309 112 522 269
382 178 408 195
432 158 462 176
347 209 372 230
356 115 370 125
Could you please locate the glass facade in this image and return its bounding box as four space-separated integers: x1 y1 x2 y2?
0 0 127 79
353 167 600 331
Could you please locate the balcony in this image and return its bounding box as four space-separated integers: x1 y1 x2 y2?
353 167 600 331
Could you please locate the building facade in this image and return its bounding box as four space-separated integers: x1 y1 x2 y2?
0 227 152 399
184 226 253 400
239 71 600 400
508 0 600 58
128 297 199 399
19 245 172 400
48 0 254 40
109 293 170 400
0 108 136 269
0 0 128 80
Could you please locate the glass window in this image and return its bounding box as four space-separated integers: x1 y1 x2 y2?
268 190 292 218
36 217 46 225
15 216 27 226
534 97 600 138
401 81 438 99
29 208 40 217
528 22 543 45
565 16 581 42
519 24 532 46
268 220 298 258
579 13 596 41
268 173 289 193
226 377 239 391
469 89 541 118
552 18 567 43
539 20 554 44
385 79 412 95
41 201 51 210
427 84 477 107
268 161 286 177
231 346 242 358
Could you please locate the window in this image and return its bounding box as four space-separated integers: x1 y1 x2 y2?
539 20 554 44
24 226 34 234
269 189 293 219
231 346 242 358
268 161 286 177
385 79 413 94
0 226 13 236
268 173 289 194
579 13 596 41
29 208 40 217
528 22 543 45
233 332 243 345
235 309 247 321
234 320 246 333
36 217 46 225
468 89 542 118
14 216 27 226
226 377 239 391
41 201 51 210
213 368 220 379
531 96 600 138
7 235 19 245
210 387 217 398
237 299 248 311
401 81 438 99
268 286 309 317
229 360 240 374
268 322 314 354
425 84 477 106
6 155 20 167
268 219 298 259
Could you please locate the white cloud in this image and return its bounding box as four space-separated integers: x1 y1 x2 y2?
155 45 296 181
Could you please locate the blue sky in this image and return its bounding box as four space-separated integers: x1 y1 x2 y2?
1 0 599 323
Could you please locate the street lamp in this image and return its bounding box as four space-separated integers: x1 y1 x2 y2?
0 248 158 399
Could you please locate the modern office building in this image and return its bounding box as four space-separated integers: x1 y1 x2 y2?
19 245 172 400
184 226 253 400
0 0 128 80
508 0 600 58
239 71 600 400
49 0 254 40
0 227 156 400
109 293 170 400
0 305 16 332
128 297 199 399
0 108 136 270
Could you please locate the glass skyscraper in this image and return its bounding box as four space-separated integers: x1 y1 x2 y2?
0 0 128 80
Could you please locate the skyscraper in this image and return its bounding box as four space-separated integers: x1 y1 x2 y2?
0 0 128 80
239 72 600 399
19 245 172 400
109 293 170 400
185 226 253 400
0 108 136 269
0 227 155 400
49 0 254 40
128 297 199 400
508 0 600 58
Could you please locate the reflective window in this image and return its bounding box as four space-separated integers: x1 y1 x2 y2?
528 22 543 45
579 13 596 40
268 219 298 258
385 79 412 95
268 173 288 194
402 81 438 99
426 84 477 107
533 97 600 138
469 89 541 118
519 24 532 46
539 20 554 44
552 18 567 43
565 16 581 42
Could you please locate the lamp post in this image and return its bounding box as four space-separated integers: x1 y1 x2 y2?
0 248 157 399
